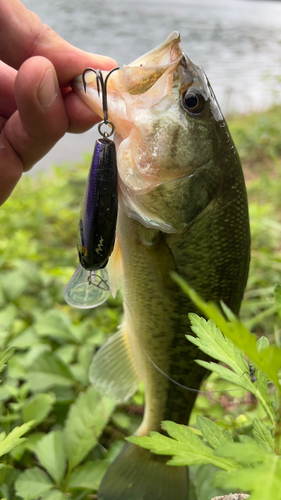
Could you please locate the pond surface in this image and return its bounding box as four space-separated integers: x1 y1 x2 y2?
22 0 281 170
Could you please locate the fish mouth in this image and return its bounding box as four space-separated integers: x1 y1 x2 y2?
118 31 182 96
128 31 182 67
72 34 209 233
72 31 184 137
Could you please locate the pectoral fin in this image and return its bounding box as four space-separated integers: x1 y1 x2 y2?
89 324 141 402
139 227 177 292
107 236 123 298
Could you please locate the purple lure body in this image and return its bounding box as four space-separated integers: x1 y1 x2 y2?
78 137 118 270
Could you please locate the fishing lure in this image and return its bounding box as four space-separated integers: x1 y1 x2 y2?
64 67 119 309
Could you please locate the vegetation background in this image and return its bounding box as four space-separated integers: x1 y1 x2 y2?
0 106 281 499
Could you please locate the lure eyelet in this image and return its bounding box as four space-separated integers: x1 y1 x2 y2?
98 120 115 138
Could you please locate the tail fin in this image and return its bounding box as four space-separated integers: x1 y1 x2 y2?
98 442 189 500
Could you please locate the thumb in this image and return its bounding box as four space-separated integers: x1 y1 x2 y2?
3 55 69 171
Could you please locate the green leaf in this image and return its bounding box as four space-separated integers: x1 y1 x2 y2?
257 335 269 352
10 432 45 460
68 460 108 491
0 304 17 330
214 454 281 500
55 344 76 364
197 416 233 449
187 314 275 423
15 467 53 500
192 464 228 500
34 310 76 342
196 358 247 386
0 422 34 458
70 363 89 386
41 491 67 500
22 393 56 427
21 344 52 368
0 464 17 495
254 370 274 419
173 275 281 393
64 386 115 470
252 418 274 452
7 354 27 379
111 412 132 430
1 271 29 300
27 352 76 392
35 431 67 485
128 421 238 471
187 314 248 376
8 328 40 349
0 348 15 374
215 439 269 464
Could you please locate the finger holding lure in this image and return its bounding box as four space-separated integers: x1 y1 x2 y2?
64 67 119 309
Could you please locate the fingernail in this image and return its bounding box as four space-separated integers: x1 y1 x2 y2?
37 69 57 108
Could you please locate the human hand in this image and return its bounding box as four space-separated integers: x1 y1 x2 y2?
0 0 117 205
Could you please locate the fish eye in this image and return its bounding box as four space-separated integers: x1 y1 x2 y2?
182 88 205 114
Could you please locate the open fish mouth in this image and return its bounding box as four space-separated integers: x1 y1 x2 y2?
72 32 224 233
126 31 182 68
72 31 185 137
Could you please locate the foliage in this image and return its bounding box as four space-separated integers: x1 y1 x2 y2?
129 306 281 500
229 106 281 340
174 278 281 395
14 388 115 500
229 105 281 170
0 160 141 499
1 106 281 499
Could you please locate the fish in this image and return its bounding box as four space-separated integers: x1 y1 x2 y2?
73 31 250 500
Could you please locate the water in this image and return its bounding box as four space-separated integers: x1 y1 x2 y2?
21 0 281 171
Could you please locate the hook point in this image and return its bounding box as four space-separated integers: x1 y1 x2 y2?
81 66 119 126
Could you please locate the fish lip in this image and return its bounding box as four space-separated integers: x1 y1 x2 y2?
116 31 184 96
127 31 182 67
72 31 185 135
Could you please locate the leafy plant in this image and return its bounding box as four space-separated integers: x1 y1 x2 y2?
0 161 129 499
14 387 116 500
129 282 281 500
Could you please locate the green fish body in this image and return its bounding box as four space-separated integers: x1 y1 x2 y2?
73 32 250 500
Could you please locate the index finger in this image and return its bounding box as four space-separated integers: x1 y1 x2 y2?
0 0 116 84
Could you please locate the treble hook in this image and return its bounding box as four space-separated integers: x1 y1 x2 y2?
82 66 119 137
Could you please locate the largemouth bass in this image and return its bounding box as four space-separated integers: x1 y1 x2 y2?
73 31 250 500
